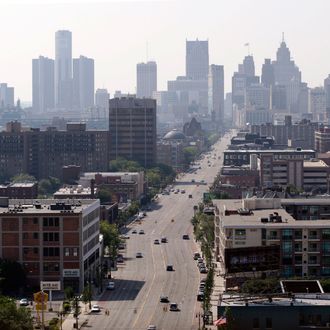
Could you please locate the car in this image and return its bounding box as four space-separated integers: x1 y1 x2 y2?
106 281 115 290
132 229 137 234
181 189 185 194
182 234 189 240
160 295 169 303
193 252 201 260
197 258 204 263
19 298 29 306
139 229 145 235
174 191 178 194
191 179 195 183
161 237 167 243
188 194 192 198
199 283 206 290
91 305 101 312
200 267 208 274
117 255 124 263
197 291 204 301
136 252 143 258
120 234 130 239
154 239 160 244
166 264 174 271
147 326 157 330
200 278 206 284
169 303 179 311
118 243 126 250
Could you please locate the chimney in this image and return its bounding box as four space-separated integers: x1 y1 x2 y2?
90 179 95 198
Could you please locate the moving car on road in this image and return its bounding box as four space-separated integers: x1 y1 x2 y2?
19 298 29 306
136 252 143 258
160 295 169 303
169 303 179 311
154 239 160 244
139 229 145 234
132 229 137 234
166 264 174 271
182 234 189 240
106 281 115 290
161 237 167 243
147 326 157 330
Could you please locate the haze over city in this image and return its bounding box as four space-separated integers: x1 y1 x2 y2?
0 0 330 101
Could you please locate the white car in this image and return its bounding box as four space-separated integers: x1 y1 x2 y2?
91 305 101 312
19 298 29 306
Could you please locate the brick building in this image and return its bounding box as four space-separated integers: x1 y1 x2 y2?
0 198 101 292
0 182 38 199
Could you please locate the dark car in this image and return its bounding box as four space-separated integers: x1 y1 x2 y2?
166 265 174 271
161 237 167 243
182 234 189 240
160 295 169 303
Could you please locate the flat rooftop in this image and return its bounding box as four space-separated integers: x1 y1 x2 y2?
304 159 328 167
82 172 141 177
213 199 330 228
0 199 99 214
54 186 96 196
219 293 330 307
224 149 315 154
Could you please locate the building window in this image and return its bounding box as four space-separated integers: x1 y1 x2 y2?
322 229 330 240
266 317 272 329
43 232 59 242
64 248 70 257
23 233 28 239
43 217 59 227
23 247 29 255
33 232 39 240
309 230 318 239
252 318 259 329
43 247 60 257
294 230 302 239
282 241 292 255
235 229 246 239
323 242 330 254
33 247 38 254
282 229 293 240
33 217 38 225
73 248 78 257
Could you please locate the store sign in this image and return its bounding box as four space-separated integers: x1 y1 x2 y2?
40 281 61 291
63 269 80 277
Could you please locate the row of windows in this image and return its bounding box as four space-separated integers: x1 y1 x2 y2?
23 247 79 257
43 217 60 227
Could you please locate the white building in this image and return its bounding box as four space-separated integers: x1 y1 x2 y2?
73 55 94 111
55 30 72 109
186 39 209 80
208 64 224 124
310 87 326 118
32 56 55 113
136 61 157 98
95 88 109 110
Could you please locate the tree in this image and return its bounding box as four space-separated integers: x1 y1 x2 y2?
240 278 280 294
109 157 142 172
64 286 74 300
183 146 199 165
97 188 112 204
82 285 92 310
11 173 36 183
0 295 33 330
0 259 26 294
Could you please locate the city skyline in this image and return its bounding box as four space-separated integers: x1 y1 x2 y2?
0 0 329 101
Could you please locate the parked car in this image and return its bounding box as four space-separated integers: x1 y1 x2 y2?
147 326 157 330
161 237 167 243
136 252 143 258
194 252 201 260
91 305 101 313
139 229 145 235
19 298 29 306
160 295 169 303
132 229 137 234
154 239 160 245
182 234 189 240
166 265 174 271
197 291 204 301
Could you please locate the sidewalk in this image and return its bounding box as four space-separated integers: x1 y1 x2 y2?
61 283 106 330
209 261 226 329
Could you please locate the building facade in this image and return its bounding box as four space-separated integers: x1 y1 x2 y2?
208 64 224 124
136 61 157 98
109 97 157 167
0 199 101 292
186 39 209 80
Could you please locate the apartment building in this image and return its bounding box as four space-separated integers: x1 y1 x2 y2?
214 198 330 282
0 122 109 179
0 198 101 292
315 127 330 153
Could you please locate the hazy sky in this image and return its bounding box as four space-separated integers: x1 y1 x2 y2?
0 0 330 101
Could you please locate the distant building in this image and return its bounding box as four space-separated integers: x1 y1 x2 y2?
55 30 72 109
136 61 157 98
79 172 146 202
186 39 209 80
242 55 255 77
315 127 330 152
53 185 96 199
183 117 202 137
73 56 94 111
246 84 270 110
0 83 14 108
261 58 275 87
95 88 109 110
208 64 224 124
310 87 326 119
0 198 101 292
109 97 157 167
0 182 38 199
32 56 55 112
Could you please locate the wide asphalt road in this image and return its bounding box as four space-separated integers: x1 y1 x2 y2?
87 132 233 330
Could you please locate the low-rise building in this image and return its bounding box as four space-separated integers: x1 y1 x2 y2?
0 198 101 292
315 127 330 153
214 198 330 282
79 172 145 202
53 186 96 199
0 182 38 199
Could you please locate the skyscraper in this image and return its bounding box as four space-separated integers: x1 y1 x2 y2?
73 56 94 110
109 97 157 167
242 55 255 77
208 64 224 124
55 30 72 109
0 83 14 108
136 61 157 98
261 59 275 87
324 75 330 112
186 39 209 80
32 56 55 113
95 88 110 110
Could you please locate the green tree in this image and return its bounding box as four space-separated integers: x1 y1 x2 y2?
11 173 36 183
109 157 142 172
97 188 112 204
183 146 199 165
0 295 33 330
240 278 280 294
64 286 74 300
0 259 26 294
82 285 92 310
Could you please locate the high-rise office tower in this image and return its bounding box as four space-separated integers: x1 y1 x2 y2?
242 55 255 77
324 75 330 112
73 56 94 110
261 59 275 87
136 61 157 98
208 65 224 124
109 97 157 167
186 39 209 80
95 88 109 110
0 83 14 108
310 87 326 116
32 56 55 113
55 30 72 109
245 84 271 110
